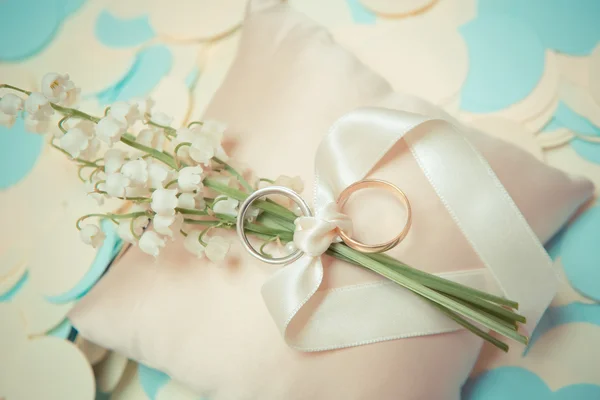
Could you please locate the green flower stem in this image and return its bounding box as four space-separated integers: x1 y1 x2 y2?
120 136 177 169
176 207 209 216
58 116 70 134
427 301 509 352
147 120 176 136
183 219 221 227
213 157 254 193
76 211 150 230
204 177 298 222
1 84 31 95
330 243 528 346
372 253 519 309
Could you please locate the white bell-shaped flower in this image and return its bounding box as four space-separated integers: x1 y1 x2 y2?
96 116 126 146
134 97 155 116
0 93 24 115
80 138 100 161
189 135 215 166
60 80 80 108
137 127 165 151
200 120 228 161
199 120 226 146
205 235 230 263
24 92 54 121
260 175 305 207
41 73 80 106
183 230 205 258
105 172 131 197
153 214 183 239
80 224 105 248
212 195 238 217
23 115 49 134
84 178 105 206
116 217 148 243
177 193 197 210
0 113 16 128
151 188 178 216
173 127 195 163
147 161 170 189
121 158 148 186
104 149 126 174
139 230 165 258
60 127 91 158
110 101 140 127
177 166 203 192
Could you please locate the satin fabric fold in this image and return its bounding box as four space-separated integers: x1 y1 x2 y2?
261 107 558 351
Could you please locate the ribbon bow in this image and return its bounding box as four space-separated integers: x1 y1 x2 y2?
293 202 352 257
261 107 557 352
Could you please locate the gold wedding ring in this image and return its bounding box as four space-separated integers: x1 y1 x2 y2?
336 179 412 253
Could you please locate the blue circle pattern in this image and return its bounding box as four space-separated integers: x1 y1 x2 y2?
463 367 600 399
2 0 600 399
0 119 45 189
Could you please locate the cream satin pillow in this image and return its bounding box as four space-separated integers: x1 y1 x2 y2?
70 2 594 400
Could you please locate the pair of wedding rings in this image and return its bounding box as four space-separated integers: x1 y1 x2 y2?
236 179 412 265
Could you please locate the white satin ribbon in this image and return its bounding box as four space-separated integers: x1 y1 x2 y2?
261 107 558 352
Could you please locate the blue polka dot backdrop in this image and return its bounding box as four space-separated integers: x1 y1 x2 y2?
0 0 599 399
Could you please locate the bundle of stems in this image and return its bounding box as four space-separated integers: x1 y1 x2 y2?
2 83 527 352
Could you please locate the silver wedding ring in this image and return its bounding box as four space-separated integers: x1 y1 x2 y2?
236 186 312 265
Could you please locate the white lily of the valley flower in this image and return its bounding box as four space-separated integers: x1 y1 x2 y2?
0 113 16 128
60 127 91 158
23 115 49 133
151 188 178 216
275 175 304 193
205 236 230 263
104 148 126 174
41 73 80 107
137 127 165 151
0 93 24 115
80 224 105 248
178 193 197 209
139 230 165 258
80 138 100 161
116 217 148 243
110 101 140 127
134 97 155 116
105 172 130 197
260 175 305 207
147 161 170 189
60 80 80 108
200 120 228 160
183 230 205 258
24 92 54 120
212 195 238 217
173 127 195 163
96 116 126 146
85 178 105 206
153 214 183 239
121 158 148 186
177 166 203 192
189 135 215 166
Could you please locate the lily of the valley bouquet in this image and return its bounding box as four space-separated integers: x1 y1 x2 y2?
2 71 544 354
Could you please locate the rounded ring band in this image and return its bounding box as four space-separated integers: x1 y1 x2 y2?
236 186 312 265
336 179 412 253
